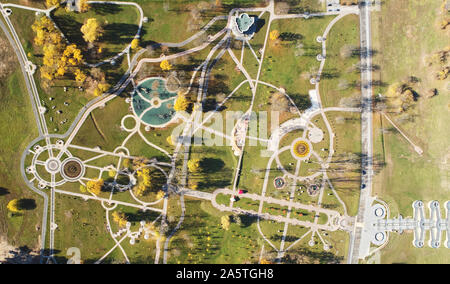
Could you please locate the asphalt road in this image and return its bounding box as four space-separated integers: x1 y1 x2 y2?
348 0 374 264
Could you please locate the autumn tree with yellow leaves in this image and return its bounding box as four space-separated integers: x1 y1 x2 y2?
46 0 60 8
156 190 165 200
74 68 87 84
134 168 152 197
131 38 140 50
81 18 103 43
93 82 110 96
221 215 230 230
269 30 280 41
111 211 128 228
187 158 201 173
160 59 172 71
174 94 190 112
7 199 21 213
87 179 104 196
32 16 85 84
79 0 90 12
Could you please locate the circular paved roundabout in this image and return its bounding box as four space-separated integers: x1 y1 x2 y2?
131 77 179 128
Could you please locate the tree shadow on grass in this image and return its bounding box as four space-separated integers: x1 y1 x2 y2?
91 3 123 15
200 158 225 173
125 209 160 223
51 13 84 46
102 23 139 45
0 187 9 196
18 199 37 210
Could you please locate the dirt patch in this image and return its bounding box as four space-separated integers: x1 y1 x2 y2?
0 237 40 264
0 37 16 79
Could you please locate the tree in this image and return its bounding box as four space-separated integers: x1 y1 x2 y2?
112 211 128 228
81 18 103 43
269 30 280 41
160 59 172 71
40 67 54 81
122 158 131 169
79 0 90 12
221 215 230 230
174 94 189 111
187 158 201 173
94 82 110 96
131 38 140 50
166 135 174 146
63 44 83 66
74 68 87 84
260 258 273 264
87 179 104 196
7 199 21 213
137 168 152 187
156 190 165 200
134 182 147 197
46 0 60 8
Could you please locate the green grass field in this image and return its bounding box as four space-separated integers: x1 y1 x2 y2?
0 35 42 250
371 0 450 264
319 14 360 108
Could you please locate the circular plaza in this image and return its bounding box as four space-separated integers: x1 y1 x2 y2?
291 138 312 161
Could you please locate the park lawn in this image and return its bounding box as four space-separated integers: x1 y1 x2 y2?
284 225 311 248
137 0 218 45
325 111 361 216
258 219 286 248
108 204 160 263
242 41 261 79
371 0 448 96
252 84 300 134
240 11 270 79
260 16 335 110
291 208 315 222
139 122 179 154
216 193 230 206
264 159 287 200
275 0 324 14
292 182 320 205
283 229 347 264
5 0 46 9
204 52 250 114
0 33 43 250
51 3 140 62
376 233 450 264
279 129 304 149
320 184 346 215
53 195 116 264
370 0 449 263
166 198 261 264
135 0 268 46
238 142 272 194
319 14 361 109
262 203 289 217
234 197 260 212
187 144 237 193
309 113 331 161
278 149 297 175
298 158 322 177
247 11 270 55
71 96 130 152
123 132 171 163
